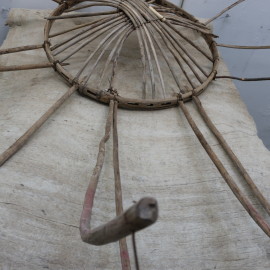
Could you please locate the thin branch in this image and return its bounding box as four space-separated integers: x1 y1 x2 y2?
58 17 125 62
179 100 270 238
49 14 120 38
119 0 156 98
46 10 118 20
152 20 201 87
165 20 213 62
0 44 43 55
75 22 129 83
82 25 130 87
0 62 68 72
135 28 148 99
103 28 133 90
205 0 247 25
216 76 270 81
193 96 270 216
217 43 270 50
113 102 131 270
51 14 122 51
139 27 156 99
147 25 183 93
0 85 78 167
142 24 166 98
66 3 115 13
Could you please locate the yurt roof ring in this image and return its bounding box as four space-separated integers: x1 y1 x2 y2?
43 0 219 110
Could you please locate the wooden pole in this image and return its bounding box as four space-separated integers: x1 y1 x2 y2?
0 44 43 55
48 16 117 38
98 27 132 90
179 100 270 237
0 62 68 72
81 197 158 246
65 3 115 13
46 10 118 20
165 20 213 61
57 17 125 61
82 25 132 89
217 44 270 50
113 102 131 270
51 14 122 51
216 75 270 82
193 96 270 215
80 101 158 245
0 85 78 166
74 21 128 82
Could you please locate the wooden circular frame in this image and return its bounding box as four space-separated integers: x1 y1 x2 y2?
44 0 219 110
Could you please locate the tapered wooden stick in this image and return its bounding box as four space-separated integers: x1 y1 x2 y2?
193 96 270 215
179 100 270 237
0 62 68 72
127 0 166 97
75 22 128 82
51 14 122 51
49 20 100 38
81 24 130 87
132 0 203 86
118 0 157 98
138 25 156 99
216 76 270 81
66 3 115 13
135 31 147 99
49 15 120 38
154 9 210 30
205 0 247 25
109 28 133 90
98 27 132 90
46 10 118 20
0 85 78 167
113 102 131 270
142 24 166 98
154 20 208 78
167 18 215 36
147 25 183 94
58 17 125 62
165 21 213 61
217 44 270 50
151 21 197 88
0 44 43 55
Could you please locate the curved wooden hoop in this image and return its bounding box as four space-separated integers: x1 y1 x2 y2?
44 0 219 110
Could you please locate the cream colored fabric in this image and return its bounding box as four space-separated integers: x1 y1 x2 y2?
0 8 269 270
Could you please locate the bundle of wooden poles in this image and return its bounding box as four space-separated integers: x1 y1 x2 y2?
0 0 270 269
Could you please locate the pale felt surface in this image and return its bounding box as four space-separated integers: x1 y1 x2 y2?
0 8 270 270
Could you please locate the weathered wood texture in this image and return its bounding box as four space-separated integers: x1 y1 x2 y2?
0 8 270 270
81 197 158 245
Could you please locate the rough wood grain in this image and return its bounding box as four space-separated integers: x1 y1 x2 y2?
81 197 158 245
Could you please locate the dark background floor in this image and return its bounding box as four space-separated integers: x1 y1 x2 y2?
0 0 269 150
